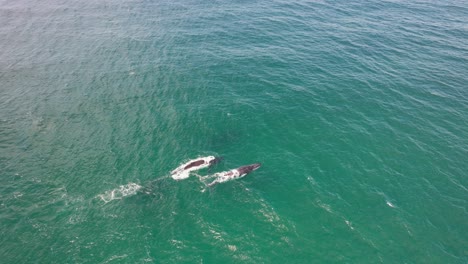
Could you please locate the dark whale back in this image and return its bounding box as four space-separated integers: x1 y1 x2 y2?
183 160 205 170
237 163 261 175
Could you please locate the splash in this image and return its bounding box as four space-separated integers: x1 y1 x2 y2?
97 183 142 203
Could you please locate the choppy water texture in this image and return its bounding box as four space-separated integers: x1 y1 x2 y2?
1 0 467 263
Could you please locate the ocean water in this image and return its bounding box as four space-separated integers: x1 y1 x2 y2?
1 0 467 263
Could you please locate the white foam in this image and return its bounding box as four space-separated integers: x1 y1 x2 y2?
228 245 237 252
215 170 241 182
205 169 242 187
171 170 190 180
103 254 128 264
98 183 142 203
345 220 354 230
171 156 216 180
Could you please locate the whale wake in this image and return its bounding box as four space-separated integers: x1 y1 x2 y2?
97 183 142 203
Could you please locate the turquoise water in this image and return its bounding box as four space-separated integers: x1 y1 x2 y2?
1 0 467 262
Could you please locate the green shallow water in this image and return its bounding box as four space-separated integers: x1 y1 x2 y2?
1 0 467 263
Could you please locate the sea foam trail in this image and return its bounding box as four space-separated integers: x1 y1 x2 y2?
97 183 142 203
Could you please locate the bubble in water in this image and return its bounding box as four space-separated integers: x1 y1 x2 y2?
98 183 142 203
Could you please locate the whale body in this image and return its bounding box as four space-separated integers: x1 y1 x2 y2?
206 163 261 187
171 156 222 180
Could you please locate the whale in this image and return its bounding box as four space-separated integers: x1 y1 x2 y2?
171 156 223 180
205 163 261 187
